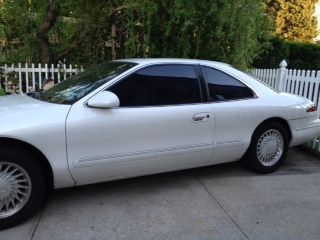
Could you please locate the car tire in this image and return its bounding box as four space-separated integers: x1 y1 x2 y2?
242 121 289 173
0 145 46 230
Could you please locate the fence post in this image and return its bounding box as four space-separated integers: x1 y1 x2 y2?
276 59 288 91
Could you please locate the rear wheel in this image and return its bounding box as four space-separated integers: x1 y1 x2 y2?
0 146 46 230
243 121 289 173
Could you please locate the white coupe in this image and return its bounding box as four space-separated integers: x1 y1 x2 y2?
1 59 320 229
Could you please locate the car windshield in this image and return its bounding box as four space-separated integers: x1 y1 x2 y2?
33 61 137 104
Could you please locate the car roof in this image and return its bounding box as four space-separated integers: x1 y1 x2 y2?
114 58 231 67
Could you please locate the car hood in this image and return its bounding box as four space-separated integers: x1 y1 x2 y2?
0 94 71 136
0 94 57 114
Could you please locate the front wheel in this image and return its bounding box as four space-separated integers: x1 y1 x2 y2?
0 147 46 230
242 121 289 173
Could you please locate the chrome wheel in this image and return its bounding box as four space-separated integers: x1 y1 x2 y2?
256 129 284 167
0 162 32 219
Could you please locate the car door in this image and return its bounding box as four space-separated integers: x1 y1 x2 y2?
200 65 258 164
67 64 215 185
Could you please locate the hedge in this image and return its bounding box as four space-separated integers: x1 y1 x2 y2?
253 38 320 70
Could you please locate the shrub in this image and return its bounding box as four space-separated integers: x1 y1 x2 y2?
253 37 320 70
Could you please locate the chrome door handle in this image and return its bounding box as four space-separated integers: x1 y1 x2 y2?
192 113 210 122
193 116 206 121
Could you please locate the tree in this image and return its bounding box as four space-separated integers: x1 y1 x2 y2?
123 0 272 69
36 0 59 63
265 0 318 42
0 0 63 63
0 0 271 69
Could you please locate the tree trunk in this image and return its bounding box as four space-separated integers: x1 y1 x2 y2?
36 0 59 64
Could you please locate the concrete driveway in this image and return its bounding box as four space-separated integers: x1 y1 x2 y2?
1 148 320 240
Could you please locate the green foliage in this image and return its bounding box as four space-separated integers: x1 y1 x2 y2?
0 0 117 65
0 88 5 96
123 0 272 69
253 37 320 69
265 0 318 42
0 0 272 69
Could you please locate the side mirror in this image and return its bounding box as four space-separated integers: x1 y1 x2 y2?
86 91 120 109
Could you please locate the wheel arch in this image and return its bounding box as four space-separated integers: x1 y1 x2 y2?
255 117 292 142
0 137 54 192
241 117 291 173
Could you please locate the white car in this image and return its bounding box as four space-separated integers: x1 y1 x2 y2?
1 59 320 229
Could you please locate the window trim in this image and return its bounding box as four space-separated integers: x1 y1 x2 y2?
105 63 205 108
200 65 257 103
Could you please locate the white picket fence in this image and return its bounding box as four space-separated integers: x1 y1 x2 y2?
250 60 320 152
250 60 320 109
1 63 83 93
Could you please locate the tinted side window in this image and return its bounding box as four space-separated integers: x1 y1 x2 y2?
202 66 254 101
109 65 201 107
